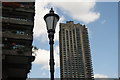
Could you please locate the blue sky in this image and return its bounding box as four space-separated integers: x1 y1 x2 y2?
29 1 118 78
88 2 118 77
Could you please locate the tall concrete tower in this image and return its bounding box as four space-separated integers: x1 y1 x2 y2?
59 21 94 80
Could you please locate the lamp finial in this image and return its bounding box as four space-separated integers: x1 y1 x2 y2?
50 8 54 13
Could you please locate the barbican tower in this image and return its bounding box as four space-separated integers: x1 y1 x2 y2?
2 2 35 80
59 21 94 80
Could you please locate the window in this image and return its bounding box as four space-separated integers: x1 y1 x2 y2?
12 44 25 49
16 31 25 35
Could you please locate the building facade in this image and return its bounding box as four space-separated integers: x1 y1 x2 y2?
59 21 94 79
2 2 35 80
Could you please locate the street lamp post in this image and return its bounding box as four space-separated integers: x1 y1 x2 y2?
44 8 59 80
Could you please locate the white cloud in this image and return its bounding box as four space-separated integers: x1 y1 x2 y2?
54 45 60 68
33 0 100 42
33 1 49 38
33 1 65 41
49 2 100 24
33 45 60 70
33 48 49 64
94 74 108 78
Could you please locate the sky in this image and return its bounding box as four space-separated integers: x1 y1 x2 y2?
28 0 118 79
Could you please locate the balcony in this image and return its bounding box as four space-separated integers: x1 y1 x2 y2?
2 49 32 56
2 5 34 13
2 31 33 40
2 17 34 25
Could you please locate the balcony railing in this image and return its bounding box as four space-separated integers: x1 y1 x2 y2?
2 17 34 25
2 32 33 40
2 6 34 13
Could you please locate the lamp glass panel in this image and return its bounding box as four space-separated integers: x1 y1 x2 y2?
53 16 59 30
45 16 54 30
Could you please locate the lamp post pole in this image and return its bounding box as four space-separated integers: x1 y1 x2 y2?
48 30 55 80
44 8 59 80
